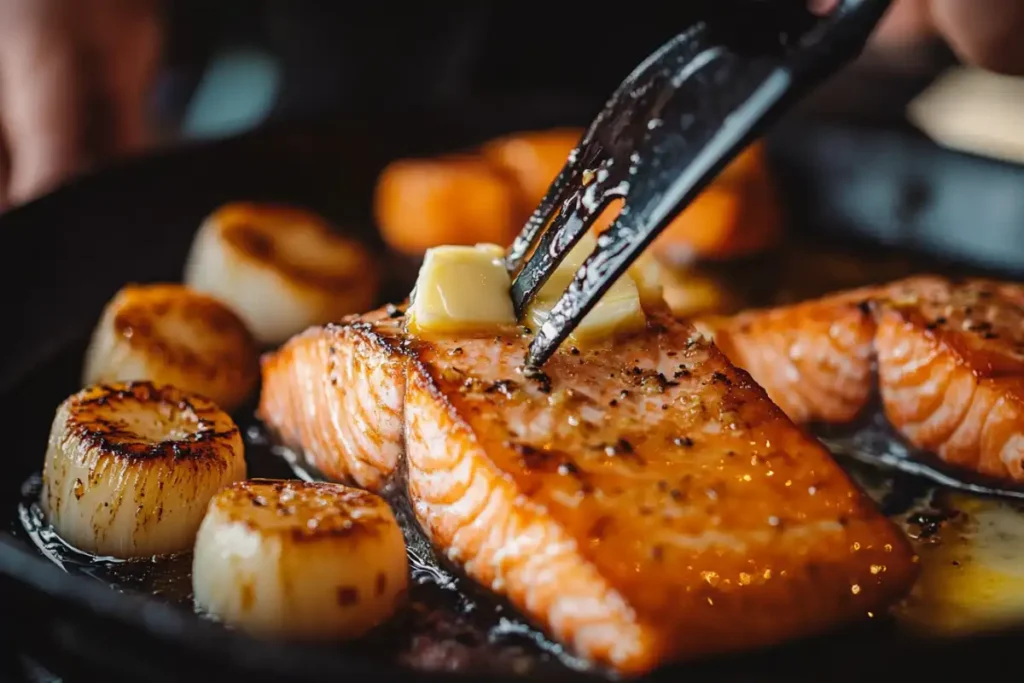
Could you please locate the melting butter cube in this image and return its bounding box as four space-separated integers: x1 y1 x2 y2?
550 232 664 307
526 233 649 346
629 250 664 308
407 244 516 334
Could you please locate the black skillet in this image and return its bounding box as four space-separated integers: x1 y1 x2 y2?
2 92 1024 683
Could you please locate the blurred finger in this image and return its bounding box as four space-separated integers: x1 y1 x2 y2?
872 0 936 47
809 0 937 46
0 123 9 211
83 0 162 157
807 0 839 14
930 0 1024 74
0 2 86 206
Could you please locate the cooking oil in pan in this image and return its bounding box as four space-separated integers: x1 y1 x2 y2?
15 409 1024 674
824 415 1024 638
893 492 1024 635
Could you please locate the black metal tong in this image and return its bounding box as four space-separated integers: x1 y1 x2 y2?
506 0 892 367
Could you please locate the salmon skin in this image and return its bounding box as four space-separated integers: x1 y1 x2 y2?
704 276 1024 484
259 306 916 675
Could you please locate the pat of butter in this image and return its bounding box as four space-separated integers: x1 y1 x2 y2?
526 233 650 346
559 232 664 307
630 250 664 308
554 232 664 304
407 244 516 334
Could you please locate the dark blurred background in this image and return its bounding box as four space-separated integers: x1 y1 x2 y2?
157 3 709 137
0 0 1021 270
154 2 949 134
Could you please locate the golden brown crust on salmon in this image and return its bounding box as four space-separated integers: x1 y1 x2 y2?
704 275 1024 483
259 308 916 674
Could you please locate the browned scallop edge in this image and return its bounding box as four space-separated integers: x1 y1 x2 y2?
218 213 377 293
217 478 394 543
114 285 254 340
66 381 238 462
112 286 259 384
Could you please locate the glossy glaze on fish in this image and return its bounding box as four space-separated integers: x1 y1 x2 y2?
259 307 916 674
705 276 1024 483
702 287 878 425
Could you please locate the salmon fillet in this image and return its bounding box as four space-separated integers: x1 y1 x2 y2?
703 287 878 425
704 276 1024 483
259 307 916 674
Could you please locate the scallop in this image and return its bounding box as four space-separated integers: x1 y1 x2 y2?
184 203 379 346
42 382 247 558
83 283 259 412
192 479 408 640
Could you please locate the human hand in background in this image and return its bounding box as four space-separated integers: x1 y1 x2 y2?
812 0 1024 74
0 0 161 211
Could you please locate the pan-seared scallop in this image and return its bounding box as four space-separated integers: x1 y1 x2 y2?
192 479 408 640
184 203 379 346
83 284 259 412
42 382 247 558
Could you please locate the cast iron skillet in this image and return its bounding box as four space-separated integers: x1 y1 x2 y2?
1 95 1022 683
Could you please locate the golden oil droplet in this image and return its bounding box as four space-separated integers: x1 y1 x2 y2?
763 569 773 580
850 542 861 552
73 478 84 499
700 570 720 587
707 597 714 606
851 584 861 595
883 543 893 552
870 564 886 575
741 474 751 482
739 572 752 586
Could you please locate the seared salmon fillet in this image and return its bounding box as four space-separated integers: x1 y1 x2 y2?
259 308 916 674
703 287 878 425
704 276 1024 483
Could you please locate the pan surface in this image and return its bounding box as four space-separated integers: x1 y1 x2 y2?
1 95 1022 683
